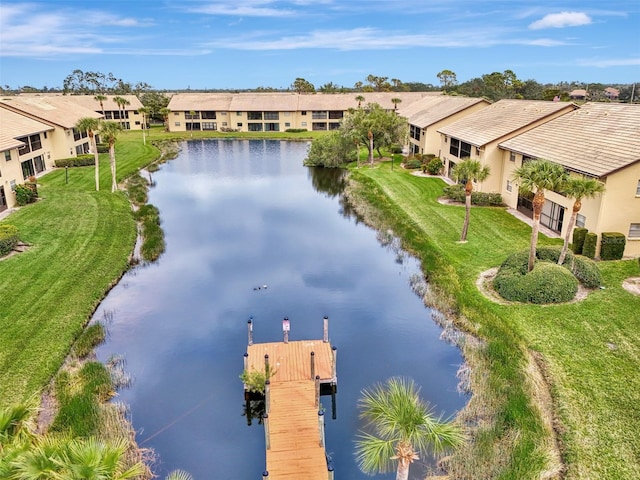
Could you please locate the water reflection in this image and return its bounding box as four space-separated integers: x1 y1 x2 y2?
95 139 465 480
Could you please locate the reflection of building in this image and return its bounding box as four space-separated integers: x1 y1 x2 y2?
167 92 439 133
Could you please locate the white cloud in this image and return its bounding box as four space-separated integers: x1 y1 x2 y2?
576 57 640 68
529 11 592 30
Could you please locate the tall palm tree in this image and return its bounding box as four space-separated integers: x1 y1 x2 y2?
355 95 365 108
512 159 567 272
355 377 464 480
451 159 490 242
391 97 402 111
137 107 150 145
94 94 107 117
99 121 123 192
75 117 102 191
112 96 130 130
159 107 171 131
557 177 605 265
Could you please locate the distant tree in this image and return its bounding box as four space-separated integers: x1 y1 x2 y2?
319 82 340 93
140 92 170 121
436 69 458 90
290 78 316 93
355 95 365 108
512 159 568 272
557 177 605 265
75 117 102 191
403 82 439 92
364 74 392 92
304 131 356 167
159 107 171 131
451 159 490 241
354 81 364 91
99 121 123 192
391 98 402 111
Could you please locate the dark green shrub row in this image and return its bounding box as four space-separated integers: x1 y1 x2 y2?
442 184 503 206
14 184 38 206
284 128 308 133
54 154 95 168
494 261 578 304
600 232 626 260
404 158 423 169
583 232 597 259
572 227 588 254
0 224 19 257
389 145 403 154
571 256 602 288
95 143 109 153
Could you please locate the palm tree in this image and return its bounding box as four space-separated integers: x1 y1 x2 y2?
58 437 145 480
159 107 171 131
355 377 464 480
99 121 123 192
112 96 130 130
391 97 402 111
137 107 150 145
75 117 102 191
165 470 194 480
512 159 567 272
451 159 490 242
94 94 107 117
355 95 365 108
557 177 605 265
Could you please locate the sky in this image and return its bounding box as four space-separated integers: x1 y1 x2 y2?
0 0 639 91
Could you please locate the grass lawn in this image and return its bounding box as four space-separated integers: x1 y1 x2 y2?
350 162 640 479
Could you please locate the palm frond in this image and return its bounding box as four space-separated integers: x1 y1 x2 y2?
354 432 396 475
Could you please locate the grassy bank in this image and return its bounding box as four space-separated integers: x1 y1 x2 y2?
348 162 640 479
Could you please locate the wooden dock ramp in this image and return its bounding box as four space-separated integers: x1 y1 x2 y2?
244 322 336 480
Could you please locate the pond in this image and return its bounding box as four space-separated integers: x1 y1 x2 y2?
94 139 466 479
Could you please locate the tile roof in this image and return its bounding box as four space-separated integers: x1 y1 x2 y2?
167 92 437 112
499 103 640 177
0 96 102 129
437 99 575 147
17 93 143 112
0 107 53 151
398 96 490 128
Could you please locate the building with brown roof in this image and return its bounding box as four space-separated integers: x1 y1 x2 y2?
437 99 577 192
166 92 437 133
399 96 490 155
499 103 640 257
0 108 55 210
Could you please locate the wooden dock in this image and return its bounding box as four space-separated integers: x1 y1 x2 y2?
244 319 336 479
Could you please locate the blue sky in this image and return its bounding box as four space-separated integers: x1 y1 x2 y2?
1 0 638 90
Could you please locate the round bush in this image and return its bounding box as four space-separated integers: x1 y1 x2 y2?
495 262 578 304
0 224 19 257
571 256 602 288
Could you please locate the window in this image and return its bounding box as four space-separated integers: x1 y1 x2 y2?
4 151 11 162
222 122 228 126
264 123 279 132
328 111 343 119
10 180 16 191
312 122 327 131
284 122 291 127
75 145 84 155
236 112 242 116
237 122 243 127
135 121 141 125
34 155 45 173
629 223 640 239
410 125 421 141
301 111 307 116
248 123 263 132
174 122 181 127
312 111 327 119
73 128 81 141
506 180 513 192
185 112 200 120
329 123 341 130
636 180 640 196
21 159 35 179
105 112 113 119
264 112 279 120
174 112 179 116
247 112 262 120
449 138 472 159
186 122 200 131
301 122 307 127
509 151 516 162
202 122 217 131
576 214 586 228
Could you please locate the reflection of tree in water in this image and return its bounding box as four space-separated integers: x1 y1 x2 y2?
376 229 406 265
242 398 265 426
308 166 348 198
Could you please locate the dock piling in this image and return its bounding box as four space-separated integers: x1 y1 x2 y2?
262 471 269 479
263 413 270 450
318 410 325 448
331 346 337 381
283 317 289 343
323 316 329 343
248 318 253 346
265 380 271 413
310 351 315 380
315 375 320 407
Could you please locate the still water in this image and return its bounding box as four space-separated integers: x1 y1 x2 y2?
95 139 466 479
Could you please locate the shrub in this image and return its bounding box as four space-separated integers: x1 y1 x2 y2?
96 143 109 153
572 227 588 254
54 154 95 168
285 128 308 133
403 157 423 169
600 232 626 260
0 224 19 257
426 157 444 175
571 256 602 288
583 232 597 259
494 262 578 304
389 145 403 154
14 184 37 206
442 184 503 206
499 250 530 274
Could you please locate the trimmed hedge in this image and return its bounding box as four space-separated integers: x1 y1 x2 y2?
442 184 503 206
494 261 578 304
0 224 19 257
284 128 308 133
54 154 95 168
583 232 597 259
600 232 626 260
96 143 109 153
571 255 602 288
572 227 588 254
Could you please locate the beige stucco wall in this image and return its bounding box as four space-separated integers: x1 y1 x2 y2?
1 148 23 209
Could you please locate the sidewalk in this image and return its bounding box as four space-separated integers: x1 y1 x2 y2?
0 208 16 222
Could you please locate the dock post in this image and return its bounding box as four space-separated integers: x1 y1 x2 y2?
248 318 253 346
332 346 337 381
318 409 325 448
310 351 315 380
265 380 271 414
323 316 329 343
264 354 269 373
328 464 334 480
263 413 270 450
331 383 337 420
262 471 269 479
315 375 320 407
244 352 249 372
283 317 289 343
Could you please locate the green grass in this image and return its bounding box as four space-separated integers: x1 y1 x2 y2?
350 161 640 479
0 135 158 408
